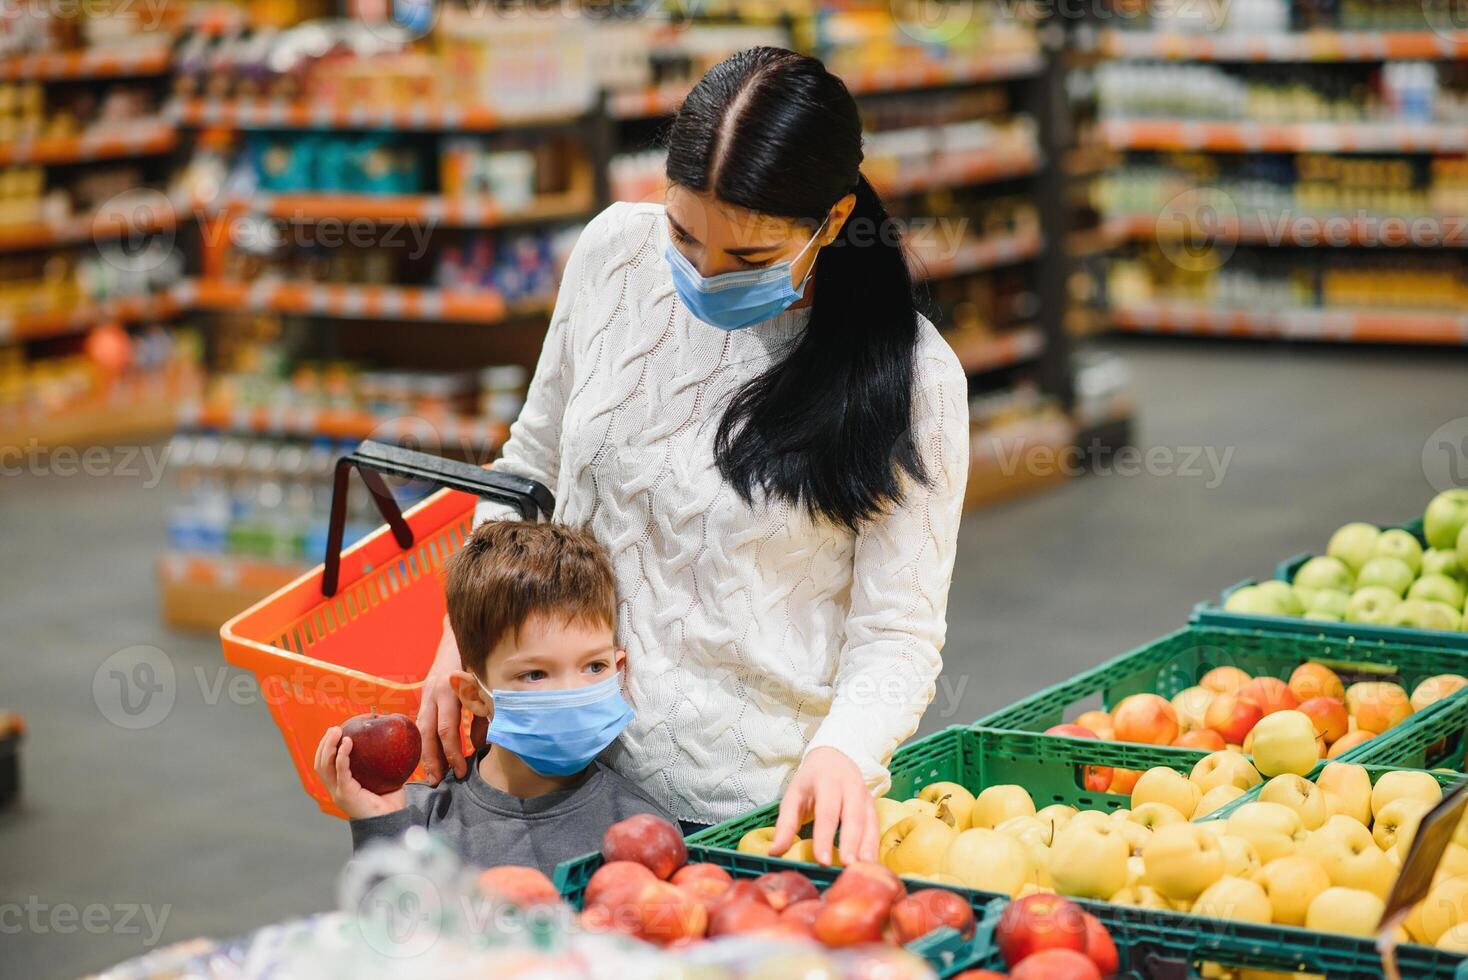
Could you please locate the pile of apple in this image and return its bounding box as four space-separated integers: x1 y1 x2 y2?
576 813 982 956
1225 491 1468 631
1047 661 1467 790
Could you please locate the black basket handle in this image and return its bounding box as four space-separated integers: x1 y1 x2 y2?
322 440 555 597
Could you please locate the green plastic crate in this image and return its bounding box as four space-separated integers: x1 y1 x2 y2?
978 624 1468 760
1193 519 1468 653
550 842 1001 977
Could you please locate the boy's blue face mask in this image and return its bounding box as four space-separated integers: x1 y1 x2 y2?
664 214 829 332
476 672 633 777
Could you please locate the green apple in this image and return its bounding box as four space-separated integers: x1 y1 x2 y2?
1459 524 1468 576
1425 490 1468 550
1355 557 1415 597
1225 585 1290 616
1371 529 1423 576
1346 586 1401 625
1388 599 1462 632
1423 548 1467 582
1328 523 1381 574
1255 580 1304 615
1293 556 1354 593
1409 574 1467 610
1306 589 1351 619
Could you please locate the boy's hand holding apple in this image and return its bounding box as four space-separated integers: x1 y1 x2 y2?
314 712 421 819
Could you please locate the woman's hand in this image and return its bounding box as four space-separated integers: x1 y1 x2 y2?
416 615 486 785
314 727 405 819
771 746 879 866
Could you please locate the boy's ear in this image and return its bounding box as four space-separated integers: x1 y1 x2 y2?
451 670 491 718
613 648 627 673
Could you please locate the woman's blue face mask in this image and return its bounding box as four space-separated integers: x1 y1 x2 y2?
664 214 830 332
476 672 633 777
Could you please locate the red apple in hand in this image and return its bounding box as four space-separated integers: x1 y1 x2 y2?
602 814 687 880
340 710 421 794
476 866 559 907
754 870 819 911
890 888 977 943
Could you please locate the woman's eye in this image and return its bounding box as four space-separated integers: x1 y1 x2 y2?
669 225 693 245
734 256 765 269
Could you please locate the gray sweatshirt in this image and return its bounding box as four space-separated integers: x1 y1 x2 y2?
349 748 675 877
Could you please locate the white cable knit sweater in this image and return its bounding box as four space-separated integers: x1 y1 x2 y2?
474 201 969 823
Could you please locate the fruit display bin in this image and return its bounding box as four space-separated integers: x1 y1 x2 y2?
976 624 1468 758
1192 520 1468 653
1343 675 1468 774
550 843 1005 977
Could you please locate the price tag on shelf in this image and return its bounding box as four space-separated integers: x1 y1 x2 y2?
1378 783 1468 980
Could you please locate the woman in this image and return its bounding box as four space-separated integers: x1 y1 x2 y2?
418 47 968 865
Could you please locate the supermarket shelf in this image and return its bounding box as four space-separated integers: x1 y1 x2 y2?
1099 118 1468 153
1105 211 1468 248
209 190 594 227
1111 302 1468 344
0 120 177 166
909 229 1044 280
180 402 508 447
965 413 1077 510
607 52 1046 119
0 371 200 449
1099 29 1468 63
0 292 182 343
166 98 586 132
944 325 1046 374
158 552 306 632
0 45 173 81
179 278 552 324
869 147 1042 196
0 207 176 254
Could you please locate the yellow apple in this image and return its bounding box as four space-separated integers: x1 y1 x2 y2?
1112 818 1153 856
1109 884 1176 910
1196 785 1246 817
1109 808 1132 822
1199 819 1230 839
1035 804 1077 828
1406 875 1468 944
939 828 1030 896
1049 820 1130 899
1133 766 1202 819
1067 809 1114 832
1250 710 1321 777
1253 856 1330 926
1316 762 1372 826
1371 770 1443 820
1374 798 1432 857
1411 674 1468 713
1438 922 1468 952
1191 876 1273 924
1143 823 1226 902
786 839 822 863
996 815 1055 886
1304 815 1397 899
1192 750 1264 795
738 827 779 855
1306 887 1384 937
1128 801 1187 832
880 815 958 876
1440 843 1468 882
970 784 1035 830
1217 834 1263 877
1227 802 1307 863
918 781 976 830
905 798 939 820
1259 774 1329 830
875 797 914 836
1016 881 1055 898
1125 855 1146 887
1173 685 1217 731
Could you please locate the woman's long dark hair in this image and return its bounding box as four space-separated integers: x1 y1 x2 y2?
665 46 927 532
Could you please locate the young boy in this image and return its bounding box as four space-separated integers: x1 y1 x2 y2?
315 521 673 876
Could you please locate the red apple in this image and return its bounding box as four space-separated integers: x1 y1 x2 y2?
1204 692 1264 744
890 888 977 943
585 861 656 908
708 895 780 936
1173 729 1226 751
712 880 768 911
1082 912 1118 976
613 880 708 945
951 973 1007 980
1047 724 1113 791
753 870 820 911
475 866 559 907
814 896 889 947
601 814 687 880
997 893 1089 966
1111 694 1179 745
1108 768 1142 794
671 863 732 906
1238 676 1298 715
340 710 421 794
1011 948 1103 980
824 861 904 907
1298 696 1349 744
756 920 820 943
1046 723 1099 738
781 898 823 932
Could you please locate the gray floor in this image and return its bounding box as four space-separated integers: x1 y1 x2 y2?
3 340 1465 978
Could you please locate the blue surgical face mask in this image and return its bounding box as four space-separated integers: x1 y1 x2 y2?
476 672 633 777
664 214 829 331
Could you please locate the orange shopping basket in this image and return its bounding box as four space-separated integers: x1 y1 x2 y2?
220 441 554 817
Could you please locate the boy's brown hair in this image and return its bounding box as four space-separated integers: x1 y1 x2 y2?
444 521 617 677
